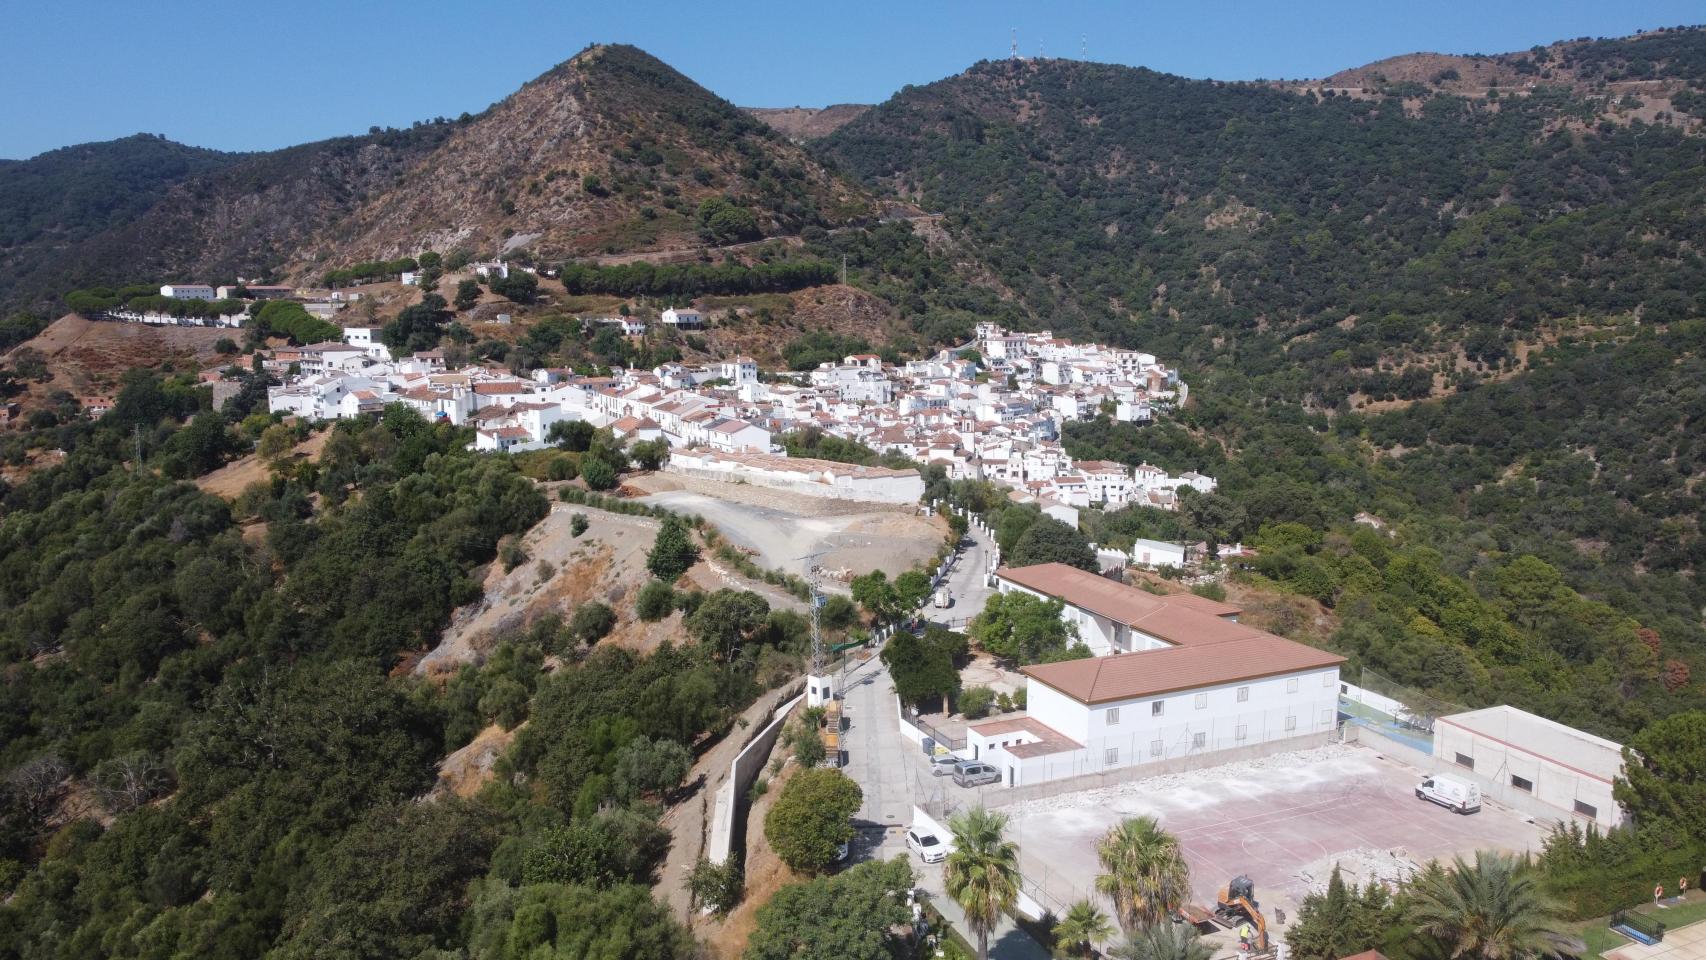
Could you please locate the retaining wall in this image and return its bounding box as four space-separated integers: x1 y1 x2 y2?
707 688 804 866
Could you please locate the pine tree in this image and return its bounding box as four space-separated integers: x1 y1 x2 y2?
646 515 700 583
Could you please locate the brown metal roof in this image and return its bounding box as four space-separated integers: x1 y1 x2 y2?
996 563 1242 629
1022 637 1343 704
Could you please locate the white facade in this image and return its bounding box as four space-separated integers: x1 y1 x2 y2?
969 667 1341 788
666 449 924 504
1129 539 1188 568
160 284 216 300
1433 705 1626 828
661 307 703 328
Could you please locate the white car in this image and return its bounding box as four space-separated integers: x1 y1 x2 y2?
907 827 947 864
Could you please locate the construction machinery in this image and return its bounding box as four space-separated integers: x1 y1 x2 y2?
1213 875 1271 954
820 699 843 767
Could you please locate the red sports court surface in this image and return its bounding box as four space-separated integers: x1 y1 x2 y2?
1003 745 1549 917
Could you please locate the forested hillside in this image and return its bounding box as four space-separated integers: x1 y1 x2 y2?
823 28 1706 738
822 28 1706 406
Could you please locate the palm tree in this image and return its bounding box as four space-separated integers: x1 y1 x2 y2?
1055 899 1115 958
1406 851 1578 959
944 806 1021 960
1109 921 1215 960
1093 816 1190 932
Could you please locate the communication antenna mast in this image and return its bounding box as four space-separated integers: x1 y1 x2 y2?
1082 34 1088 59
1010 28 1018 60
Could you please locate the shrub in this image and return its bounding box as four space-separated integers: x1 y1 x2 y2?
688 856 743 914
569 601 617 644
499 537 529 572
580 457 618 491
958 686 996 719
570 513 589 537
636 580 677 621
763 769 861 874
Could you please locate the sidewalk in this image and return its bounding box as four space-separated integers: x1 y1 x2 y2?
917 866 1052 960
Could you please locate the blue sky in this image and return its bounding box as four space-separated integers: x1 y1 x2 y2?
2 0 1700 159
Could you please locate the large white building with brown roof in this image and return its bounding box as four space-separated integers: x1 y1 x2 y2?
966 563 1343 787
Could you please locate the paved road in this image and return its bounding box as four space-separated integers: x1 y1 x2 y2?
923 518 997 631
838 657 1049 960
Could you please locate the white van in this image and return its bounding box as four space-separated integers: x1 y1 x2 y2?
1417 774 1481 814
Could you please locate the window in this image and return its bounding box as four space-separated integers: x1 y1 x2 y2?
1195 693 1207 710
1149 739 1163 757
1286 678 1299 694
1511 775 1533 793
1107 707 1120 725
1321 709 1333 725
1574 800 1598 819
1326 673 1336 687
1104 747 1119 766
1237 686 1249 702
1235 724 1248 741
1285 715 1297 732
1455 752 1475 770
1191 732 1206 749
1151 701 1165 717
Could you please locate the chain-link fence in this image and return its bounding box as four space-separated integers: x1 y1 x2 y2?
1338 667 1466 755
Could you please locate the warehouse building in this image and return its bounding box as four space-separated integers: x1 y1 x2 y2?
1433 704 1626 828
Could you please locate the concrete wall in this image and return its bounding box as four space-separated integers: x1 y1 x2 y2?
1340 681 1409 718
665 461 922 504
977 728 1338 807
707 690 804 866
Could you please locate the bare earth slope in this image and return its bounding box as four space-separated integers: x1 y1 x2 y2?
296 45 875 275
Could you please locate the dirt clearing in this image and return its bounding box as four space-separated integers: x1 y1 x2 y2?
628 472 945 587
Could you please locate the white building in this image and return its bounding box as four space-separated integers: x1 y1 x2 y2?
661 307 703 329
160 284 216 300
1433 705 1626 828
968 564 1342 788
1128 538 1188 569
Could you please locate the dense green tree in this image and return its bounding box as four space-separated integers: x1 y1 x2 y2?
1614 711 1706 840
612 737 691 801
1009 516 1097 571
454 278 482 311
763 769 862 874
1286 865 1400 960
744 858 915 960
635 580 678 621
685 589 770 658
646 515 699 582
546 419 595 452
968 590 1083 665
1109 923 1215 960
463 880 691 960
881 626 962 710
579 455 618 491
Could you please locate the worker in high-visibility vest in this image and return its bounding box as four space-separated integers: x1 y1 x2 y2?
1238 921 1254 948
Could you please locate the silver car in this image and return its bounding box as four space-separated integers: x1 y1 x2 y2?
929 753 962 776
952 761 1001 787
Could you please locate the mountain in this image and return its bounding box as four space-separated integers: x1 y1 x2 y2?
820 27 1706 405
820 28 1706 730
0 125 456 313
0 45 875 312
744 104 871 140
297 45 874 276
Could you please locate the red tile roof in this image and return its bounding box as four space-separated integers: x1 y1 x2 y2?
1022 636 1342 704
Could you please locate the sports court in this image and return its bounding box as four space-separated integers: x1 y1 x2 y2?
1000 744 1550 920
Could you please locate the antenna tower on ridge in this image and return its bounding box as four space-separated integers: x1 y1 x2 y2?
1010 28 1018 60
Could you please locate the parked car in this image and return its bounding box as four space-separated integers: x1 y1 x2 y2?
907 827 947 864
934 588 952 609
929 753 962 776
952 761 1001 787
1416 774 1481 814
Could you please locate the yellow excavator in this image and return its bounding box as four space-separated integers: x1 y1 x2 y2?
1213 875 1271 954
